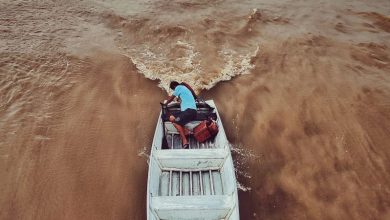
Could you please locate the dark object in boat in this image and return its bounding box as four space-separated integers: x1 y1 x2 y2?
160 103 170 149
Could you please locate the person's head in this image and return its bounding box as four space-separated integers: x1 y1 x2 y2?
169 81 180 90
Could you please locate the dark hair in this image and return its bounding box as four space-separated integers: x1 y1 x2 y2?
169 81 180 90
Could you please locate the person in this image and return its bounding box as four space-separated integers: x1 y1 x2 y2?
163 81 197 149
180 82 198 102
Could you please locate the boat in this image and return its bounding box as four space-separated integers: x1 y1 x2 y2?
147 100 240 220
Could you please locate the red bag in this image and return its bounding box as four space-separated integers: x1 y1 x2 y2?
193 120 219 143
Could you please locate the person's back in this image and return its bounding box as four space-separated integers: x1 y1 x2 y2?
173 85 197 111
180 82 198 101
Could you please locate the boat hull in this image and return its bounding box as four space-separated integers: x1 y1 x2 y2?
147 100 239 220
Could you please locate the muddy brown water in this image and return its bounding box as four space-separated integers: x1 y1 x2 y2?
1 0 390 219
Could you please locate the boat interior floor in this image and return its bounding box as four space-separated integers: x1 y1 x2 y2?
159 169 224 197
165 133 215 149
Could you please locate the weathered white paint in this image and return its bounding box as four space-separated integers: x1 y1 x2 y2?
152 195 233 220
151 113 164 150
149 157 162 196
155 149 228 170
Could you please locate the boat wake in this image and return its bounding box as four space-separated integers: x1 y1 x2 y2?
100 5 265 93
237 182 252 192
231 144 260 192
137 146 150 163
128 44 259 92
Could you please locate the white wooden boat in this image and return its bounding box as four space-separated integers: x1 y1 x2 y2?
147 100 240 220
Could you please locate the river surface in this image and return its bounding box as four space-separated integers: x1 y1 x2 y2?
1 0 390 219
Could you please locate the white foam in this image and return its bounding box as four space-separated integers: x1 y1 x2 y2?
203 46 258 90
137 146 150 164
237 181 252 192
124 43 259 93
230 143 260 192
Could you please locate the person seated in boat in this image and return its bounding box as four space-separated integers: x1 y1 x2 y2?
163 81 197 149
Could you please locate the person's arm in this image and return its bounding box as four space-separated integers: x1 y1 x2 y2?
164 95 175 105
164 86 182 104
